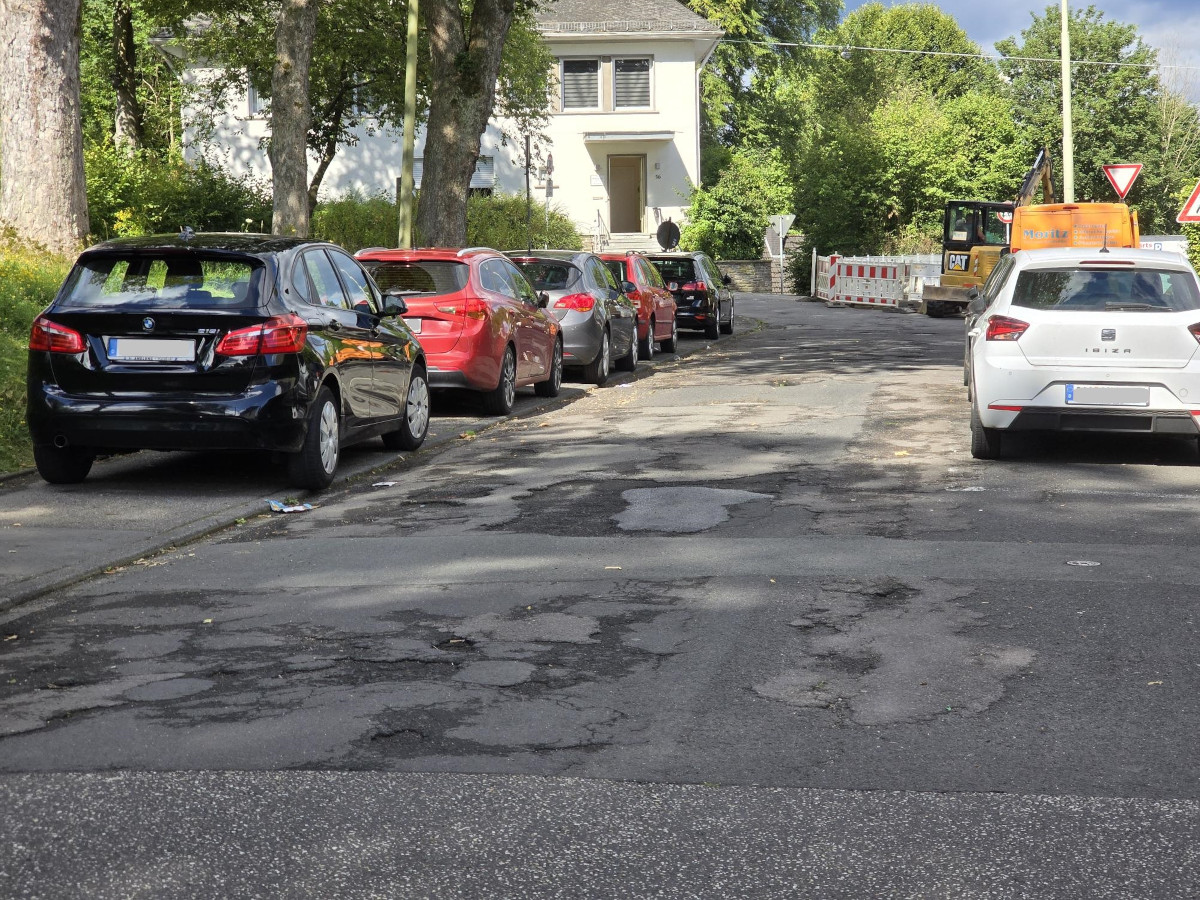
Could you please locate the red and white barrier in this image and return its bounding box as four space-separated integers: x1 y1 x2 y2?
814 255 909 309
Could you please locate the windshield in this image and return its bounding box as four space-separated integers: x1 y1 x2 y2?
60 255 263 309
603 260 626 284
512 261 579 292
361 260 468 296
1012 267 1200 312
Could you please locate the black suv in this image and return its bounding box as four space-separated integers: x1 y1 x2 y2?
27 232 429 489
644 251 734 340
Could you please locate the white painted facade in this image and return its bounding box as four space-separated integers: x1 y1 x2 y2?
181 20 719 244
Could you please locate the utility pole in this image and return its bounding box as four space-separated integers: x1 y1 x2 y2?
397 0 419 248
525 133 533 254
1061 0 1074 203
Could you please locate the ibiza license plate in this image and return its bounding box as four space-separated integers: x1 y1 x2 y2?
107 338 195 362
1065 384 1150 407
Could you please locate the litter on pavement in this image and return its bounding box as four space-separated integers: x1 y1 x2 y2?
266 499 314 513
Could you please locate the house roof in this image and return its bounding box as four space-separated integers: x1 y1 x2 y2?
537 0 723 35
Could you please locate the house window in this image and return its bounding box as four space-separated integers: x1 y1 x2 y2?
561 59 599 110
247 83 262 117
614 58 651 108
412 156 495 193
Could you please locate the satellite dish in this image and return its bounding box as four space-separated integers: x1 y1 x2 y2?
656 219 680 251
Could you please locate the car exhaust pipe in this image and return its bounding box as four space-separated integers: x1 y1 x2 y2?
53 434 69 449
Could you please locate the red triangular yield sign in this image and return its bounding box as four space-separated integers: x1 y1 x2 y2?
1178 179 1200 224
1103 163 1142 199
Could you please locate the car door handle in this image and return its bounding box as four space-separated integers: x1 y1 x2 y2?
967 328 981 337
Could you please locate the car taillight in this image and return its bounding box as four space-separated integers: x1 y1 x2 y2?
681 281 706 292
554 292 595 311
216 314 308 356
464 295 488 320
1189 323 1200 345
985 315 1029 341
29 316 85 353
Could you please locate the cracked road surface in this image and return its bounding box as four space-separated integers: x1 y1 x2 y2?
2 296 1199 897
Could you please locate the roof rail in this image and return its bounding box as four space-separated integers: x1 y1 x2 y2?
354 247 389 257
456 246 494 257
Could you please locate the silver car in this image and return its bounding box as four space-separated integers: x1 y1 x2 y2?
508 251 638 385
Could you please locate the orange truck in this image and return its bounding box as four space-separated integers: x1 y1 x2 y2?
1010 202 1140 251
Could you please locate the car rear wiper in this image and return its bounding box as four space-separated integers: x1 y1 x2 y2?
1104 302 1172 311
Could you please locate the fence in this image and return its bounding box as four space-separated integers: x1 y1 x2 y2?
813 252 940 310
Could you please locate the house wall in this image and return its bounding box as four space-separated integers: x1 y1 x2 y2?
181 32 706 242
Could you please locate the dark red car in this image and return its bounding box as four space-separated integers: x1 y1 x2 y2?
599 252 678 359
356 248 562 415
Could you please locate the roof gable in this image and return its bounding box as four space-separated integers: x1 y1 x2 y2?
537 0 722 35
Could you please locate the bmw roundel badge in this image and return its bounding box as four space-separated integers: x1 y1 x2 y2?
142 317 155 332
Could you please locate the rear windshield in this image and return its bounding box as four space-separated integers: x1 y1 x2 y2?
512 261 579 291
362 260 468 297
60 255 262 309
650 258 697 283
1012 267 1200 312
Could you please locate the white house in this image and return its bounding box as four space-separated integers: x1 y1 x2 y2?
180 0 722 250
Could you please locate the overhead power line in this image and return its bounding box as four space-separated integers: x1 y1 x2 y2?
721 39 1200 72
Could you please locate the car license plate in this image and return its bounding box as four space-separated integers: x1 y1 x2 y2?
405 317 422 334
107 337 195 362
1065 384 1150 407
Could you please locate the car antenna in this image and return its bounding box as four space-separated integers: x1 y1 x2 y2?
1099 224 1110 254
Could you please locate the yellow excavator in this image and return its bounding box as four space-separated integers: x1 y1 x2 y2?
920 148 1140 317
921 148 1053 317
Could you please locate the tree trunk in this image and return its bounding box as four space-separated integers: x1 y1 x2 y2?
0 0 88 253
269 0 320 237
416 0 516 246
112 0 142 151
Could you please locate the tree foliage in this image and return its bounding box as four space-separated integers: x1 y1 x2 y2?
681 150 791 259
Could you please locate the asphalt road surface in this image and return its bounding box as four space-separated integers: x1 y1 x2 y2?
2 295 1199 898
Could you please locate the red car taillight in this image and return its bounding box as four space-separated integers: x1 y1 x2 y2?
1189 323 1200 344
985 315 1029 341
29 316 86 353
216 314 308 356
681 281 706 292
555 292 595 311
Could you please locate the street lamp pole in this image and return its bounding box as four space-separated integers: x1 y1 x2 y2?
1061 0 1074 203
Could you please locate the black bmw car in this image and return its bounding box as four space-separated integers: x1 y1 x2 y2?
27 232 429 489
644 251 735 340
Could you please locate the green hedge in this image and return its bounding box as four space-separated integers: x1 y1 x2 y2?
311 189 583 253
0 236 71 472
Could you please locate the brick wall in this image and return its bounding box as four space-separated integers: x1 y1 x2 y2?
718 259 774 293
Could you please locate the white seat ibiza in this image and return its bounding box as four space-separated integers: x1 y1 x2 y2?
967 247 1200 459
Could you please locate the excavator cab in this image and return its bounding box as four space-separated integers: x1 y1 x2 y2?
941 201 1013 277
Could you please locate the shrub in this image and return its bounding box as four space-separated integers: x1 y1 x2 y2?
0 232 71 472
680 151 792 260
311 189 583 253
85 141 271 240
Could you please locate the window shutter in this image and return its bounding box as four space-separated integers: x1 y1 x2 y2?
614 59 650 107
562 60 599 109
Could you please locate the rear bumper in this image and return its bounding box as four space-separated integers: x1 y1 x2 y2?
672 294 717 330
26 380 308 452
1004 407 1199 434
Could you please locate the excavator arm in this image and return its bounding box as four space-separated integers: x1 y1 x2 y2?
1014 146 1054 207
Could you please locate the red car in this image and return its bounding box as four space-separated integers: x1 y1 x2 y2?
356 248 562 415
599 251 678 359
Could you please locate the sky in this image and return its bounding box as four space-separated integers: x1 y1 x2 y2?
840 1 1200 95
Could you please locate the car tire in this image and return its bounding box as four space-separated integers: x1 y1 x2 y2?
617 324 638 371
705 313 720 340
288 385 340 490
970 405 1002 460
383 365 430 451
638 318 655 361
33 444 95 485
535 339 563 398
660 318 678 353
482 345 517 415
926 300 952 318
719 300 734 334
583 329 610 386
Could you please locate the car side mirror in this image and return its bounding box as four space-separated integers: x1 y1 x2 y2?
967 291 986 316
722 274 732 286
381 292 408 317
622 280 637 294
537 291 550 308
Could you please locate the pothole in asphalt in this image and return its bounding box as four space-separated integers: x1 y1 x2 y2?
614 486 773 533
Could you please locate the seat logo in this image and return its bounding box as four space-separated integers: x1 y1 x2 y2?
142 317 155 332
1101 328 1116 341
